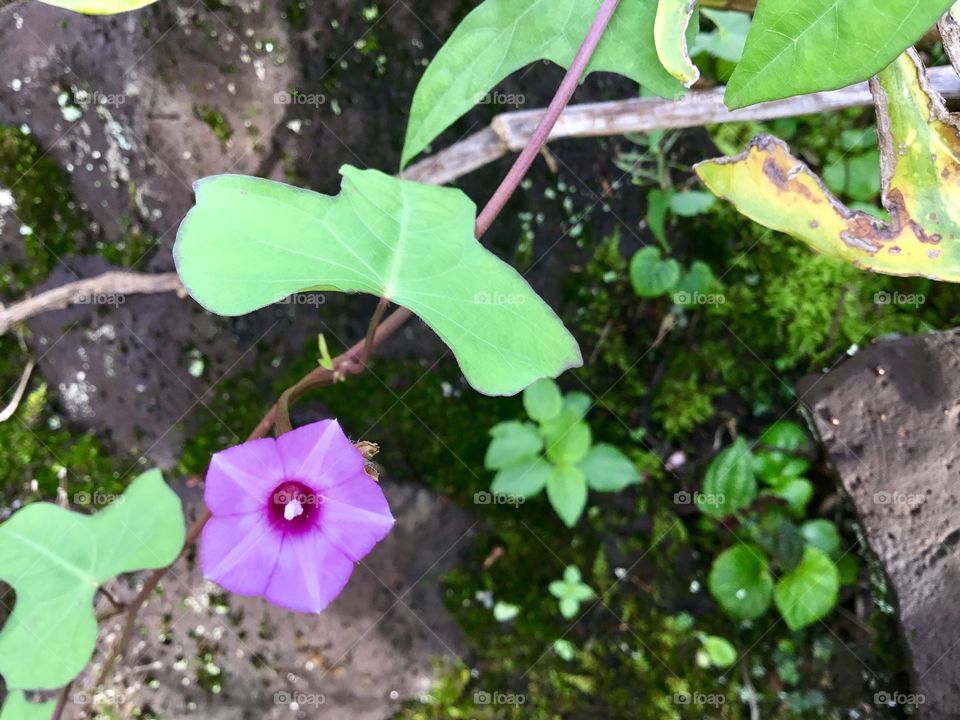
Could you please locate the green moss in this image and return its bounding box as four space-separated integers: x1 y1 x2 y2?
193 105 233 144
0 340 122 508
0 126 85 294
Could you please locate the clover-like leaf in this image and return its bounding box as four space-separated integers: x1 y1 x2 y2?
698 51 960 282
549 564 594 618
0 469 185 690
654 0 700 87
725 0 953 108
37 0 157 14
401 0 684 166
175 168 582 396
0 692 54 720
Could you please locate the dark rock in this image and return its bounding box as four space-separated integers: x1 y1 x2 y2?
798 330 960 719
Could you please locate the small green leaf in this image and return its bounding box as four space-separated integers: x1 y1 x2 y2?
491 457 552 498
646 188 674 248
550 565 594 617
523 378 563 422
485 421 543 470
0 470 185 690
579 444 639 492
725 0 953 108
691 9 750 63
708 544 774 620
493 601 520 622
767 477 814 517
673 260 718 306
544 419 592 465
757 518 805 572
669 190 716 217
629 246 681 298
800 520 841 557
0 692 55 720
562 391 592 420
174 168 582 397
317 333 334 370
753 420 811 480
774 546 839 630
698 438 757 518
699 635 738 668
401 0 684 166
546 465 588 527
38 0 157 14
837 555 859 586
559 597 580 618
553 638 576 661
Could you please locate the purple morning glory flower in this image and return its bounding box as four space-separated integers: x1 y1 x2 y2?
200 419 394 613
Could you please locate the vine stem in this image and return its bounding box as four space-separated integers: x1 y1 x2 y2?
474 0 622 237
69 1 621 714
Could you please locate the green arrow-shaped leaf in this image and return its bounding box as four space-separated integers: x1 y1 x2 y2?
0 469 185 690
174 168 582 396
725 0 953 108
401 0 684 166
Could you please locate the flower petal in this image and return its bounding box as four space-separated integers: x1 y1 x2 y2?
263 531 355 613
205 437 284 516
320 475 395 561
276 419 364 493
201 513 282 596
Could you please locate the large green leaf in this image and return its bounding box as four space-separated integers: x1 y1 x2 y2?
37 0 157 13
708 543 773 620
698 51 960 282
725 0 953 108
774 546 839 630
0 470 185 690
174 168 582 396
401 0 684 166
0 692 54 720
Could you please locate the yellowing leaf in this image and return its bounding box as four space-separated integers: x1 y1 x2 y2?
655 0 700 87
696 50 960 282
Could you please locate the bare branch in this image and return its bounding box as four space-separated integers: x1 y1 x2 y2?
404 66 960 185
0 271 185 336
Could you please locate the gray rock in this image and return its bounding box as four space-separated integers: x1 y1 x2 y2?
798 330 960 719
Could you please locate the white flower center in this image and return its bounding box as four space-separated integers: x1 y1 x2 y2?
284 496 304 521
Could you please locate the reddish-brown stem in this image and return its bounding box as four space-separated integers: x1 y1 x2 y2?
474 0 622 237
71 3 620 715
